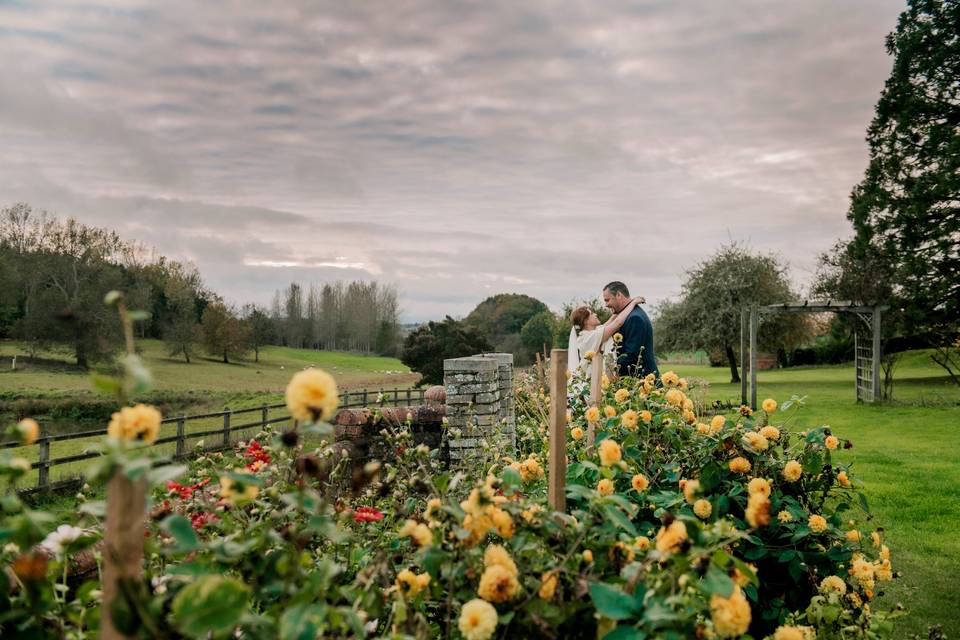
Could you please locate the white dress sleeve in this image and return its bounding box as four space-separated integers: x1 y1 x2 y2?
575 328 605 371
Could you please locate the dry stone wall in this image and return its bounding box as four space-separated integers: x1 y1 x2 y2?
444 352 516 461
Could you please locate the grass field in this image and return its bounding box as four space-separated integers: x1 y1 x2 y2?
665 350 960 639
1 338 418 487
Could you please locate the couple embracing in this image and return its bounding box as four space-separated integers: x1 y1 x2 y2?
567 281 660 381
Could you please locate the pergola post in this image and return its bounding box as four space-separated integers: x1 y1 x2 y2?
872 306 882 401
740 308 748 406
749 307 758 410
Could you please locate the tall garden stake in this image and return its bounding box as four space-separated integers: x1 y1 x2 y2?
548 349 567 511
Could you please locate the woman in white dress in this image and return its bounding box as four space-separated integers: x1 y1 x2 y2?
566 296 645 374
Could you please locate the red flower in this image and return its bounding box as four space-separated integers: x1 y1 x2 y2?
244 441 271 465
166 478 211 500
190 512 218 530
353 506 384 523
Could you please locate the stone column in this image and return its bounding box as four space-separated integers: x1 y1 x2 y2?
443 356 500 461
475 352 515 451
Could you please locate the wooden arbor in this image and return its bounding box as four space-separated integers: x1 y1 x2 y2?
740 301 889 408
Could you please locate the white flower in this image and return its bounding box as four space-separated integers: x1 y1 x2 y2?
40 524 86 556
3 543 20 555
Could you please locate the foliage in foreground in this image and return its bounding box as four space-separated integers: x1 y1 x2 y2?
0 298 902 638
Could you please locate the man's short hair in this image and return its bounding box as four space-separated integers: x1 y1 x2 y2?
603 281 630 297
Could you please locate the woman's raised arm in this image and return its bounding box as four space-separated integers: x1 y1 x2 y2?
601 296 644 342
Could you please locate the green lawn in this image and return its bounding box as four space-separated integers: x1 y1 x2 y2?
0 339 416 400
664 351 960 639
1 339 418 488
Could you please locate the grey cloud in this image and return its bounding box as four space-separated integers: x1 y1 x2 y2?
0 0 906 320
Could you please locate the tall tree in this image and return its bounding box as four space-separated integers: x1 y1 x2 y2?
401 317 492 385
243 304 275 362
201 302 249 364
655 244 811 383
847 0 959 333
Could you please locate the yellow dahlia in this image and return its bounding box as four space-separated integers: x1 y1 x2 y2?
285 368 339 423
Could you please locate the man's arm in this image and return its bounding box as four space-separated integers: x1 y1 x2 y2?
616 315 643 375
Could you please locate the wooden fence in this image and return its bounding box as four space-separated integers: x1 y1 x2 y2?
2 387 426 492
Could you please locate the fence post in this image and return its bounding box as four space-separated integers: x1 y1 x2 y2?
101 472 146 639
548 349 568 511
588 355 602 447
749 307 759 410
363 389 369 406
175 415 186 458
406 388 412 405
261 404 269 429
37 439 50 488
222 408 231 447
341 390 349 408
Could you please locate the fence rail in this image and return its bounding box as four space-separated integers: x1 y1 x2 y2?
4 387 426 491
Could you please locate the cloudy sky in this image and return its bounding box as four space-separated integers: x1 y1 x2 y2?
0 0 905 321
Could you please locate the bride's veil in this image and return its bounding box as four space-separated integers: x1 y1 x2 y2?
566 326 579 373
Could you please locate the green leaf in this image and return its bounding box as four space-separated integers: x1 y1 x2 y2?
700 567 735 598
422 546 447 577
122 457 152 482
148 464 188 485
588 582 639 621
432 473 450 494
565 484 595 500
501 466 521 488
280 603 325 640
857 492 870 514
602 505 638 536
172 575 249 637
162 515 199 552
602 626 646 640
699 461 721 492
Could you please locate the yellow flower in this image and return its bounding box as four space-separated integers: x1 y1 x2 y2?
710 415 726 430
709 585 751 638
597 479 614 496
875 558 893 582
742 431 769 452
782 460 803 482
285 368 339 423
825 435 839 450
425 497 442 520
614 388 630 403
762 398 778 413
739 405 754 417
491 509 514 539
662 371 680 387
746 493 770 527
729 457 751 474
571 427 585 441
819 575 847 595
107 404 161 443
747 477 771 497
837 471 851 487
598 439 622 466
219 476 259 506
694 499 712 519
477 564 519 602
538 571 558 600
634 535 651 551
631 474 649 492
582 549 594 563
584 350 595 360
655 520 687 554
520 505 542 524
773 625 813 640
640 410 652 423
519 457 544 482
396 569 431 597
621 410 639 430
459 599 498 640
603 405 617 418
871 531 881 547
483 544 518 576
880 544 890 560
399 519 433 547
808 514 828 533
609 541 635 565
846 529 862 542
585 406 601 423
612 332 623 344
16 419 39 445
679 378 689 391
665 388 684 407
849 557 875 590
777 510 793 523
681 479 700 504
601 375 610 390
760 425 780 441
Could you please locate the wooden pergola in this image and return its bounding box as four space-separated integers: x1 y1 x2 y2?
740 300 889 408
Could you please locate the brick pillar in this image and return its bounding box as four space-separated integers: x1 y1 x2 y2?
443 356 500 461
475 352 515 451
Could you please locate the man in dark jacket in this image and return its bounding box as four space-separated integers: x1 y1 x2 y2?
602 281 660 380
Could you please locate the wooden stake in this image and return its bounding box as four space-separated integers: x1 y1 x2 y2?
587 355 602 447
101 471 146 639
548 349 568 512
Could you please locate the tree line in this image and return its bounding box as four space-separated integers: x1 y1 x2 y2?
0 203 401 367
